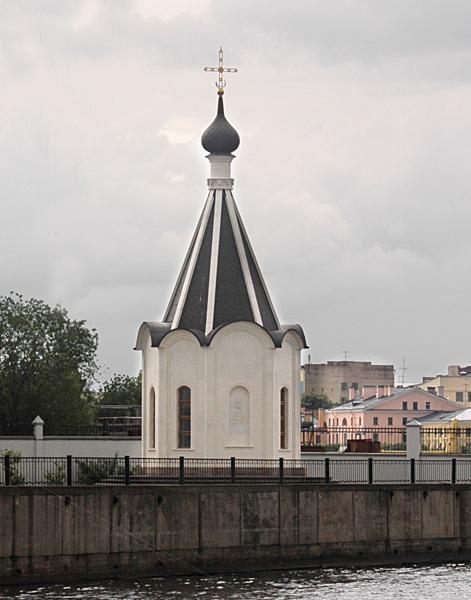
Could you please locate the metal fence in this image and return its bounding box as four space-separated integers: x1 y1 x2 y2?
421 427 471 455
0 423 34 437
0 418 142 438
45 418 142 437
1 455 471 486
301 427 406 453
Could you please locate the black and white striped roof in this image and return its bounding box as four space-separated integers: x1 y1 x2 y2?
136 96 307 349
164 187 280 334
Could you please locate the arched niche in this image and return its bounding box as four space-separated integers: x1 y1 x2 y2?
228 386 250 446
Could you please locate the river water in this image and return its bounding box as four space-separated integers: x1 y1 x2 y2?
0 563 470 599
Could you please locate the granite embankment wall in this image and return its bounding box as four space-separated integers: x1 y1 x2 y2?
0 484 470 583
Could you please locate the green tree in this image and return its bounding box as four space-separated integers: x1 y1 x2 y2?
99 372 142 405
0 292 99 433
302 392 333 411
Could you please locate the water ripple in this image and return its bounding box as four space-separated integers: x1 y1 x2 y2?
0 563 470 599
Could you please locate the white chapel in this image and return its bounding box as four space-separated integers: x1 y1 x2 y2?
135 53 307 460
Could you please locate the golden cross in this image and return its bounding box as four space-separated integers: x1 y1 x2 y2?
204 47 238 95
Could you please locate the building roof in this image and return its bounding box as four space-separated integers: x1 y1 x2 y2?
416 408 471 424
136 94 307 350
163 187 281 334
329 386 450 412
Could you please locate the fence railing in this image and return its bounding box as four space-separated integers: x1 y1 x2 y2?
421 427 471 455
1 456 471 487
301 427 406 453
0 421 142 438
45 421 142 437
0 424 36 437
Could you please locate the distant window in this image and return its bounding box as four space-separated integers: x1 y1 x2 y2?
413 402 418 411
468 392 471 403
352 382 359 390
388 417 393 426
456 392 464 403
341 382 348 391
402 401 408 410
336 418 339 426
342 418 348 426
373 417 379 425
359 417 362 426
425 401 431 410
402 417 408 425
427 387 436 394
177 386 191 449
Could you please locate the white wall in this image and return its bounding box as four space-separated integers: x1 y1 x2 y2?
141 322 304 460
0 437 141 457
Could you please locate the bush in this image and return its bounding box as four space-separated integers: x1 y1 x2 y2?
76 455 124 485
1 449 25 484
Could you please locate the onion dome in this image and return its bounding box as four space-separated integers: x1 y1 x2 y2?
201 96 240 154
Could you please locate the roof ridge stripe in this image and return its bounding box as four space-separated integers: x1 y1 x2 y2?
233 199 280 329
224 190 263 326
205 189 223 334
163 191 212 323
172 190 215 329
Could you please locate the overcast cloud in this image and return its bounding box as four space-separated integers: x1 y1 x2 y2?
1 0 471 383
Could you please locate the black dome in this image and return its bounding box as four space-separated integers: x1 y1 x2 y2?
201 95 240 154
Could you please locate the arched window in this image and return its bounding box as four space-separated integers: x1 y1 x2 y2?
178 386 191 449
342 418 348 426
280 387 288 449
149 387 156 449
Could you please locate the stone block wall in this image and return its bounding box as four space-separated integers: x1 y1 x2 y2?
0 484 469 583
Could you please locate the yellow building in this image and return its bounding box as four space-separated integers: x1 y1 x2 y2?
418 365 471 406
418 409 471 454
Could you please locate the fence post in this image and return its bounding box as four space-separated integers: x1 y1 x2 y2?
406 420 422 460
4 454 11 486
66 455 72 486
368 457 373 484
124 456 130 486
179 456 185 485
32 415 45 459
452 458 457 484
279 457 284 484
230 457 236 484
410 458 415 484
324 457 330 484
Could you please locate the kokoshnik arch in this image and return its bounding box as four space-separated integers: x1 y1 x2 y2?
135 49 308 460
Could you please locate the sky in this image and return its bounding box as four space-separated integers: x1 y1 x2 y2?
1 0 471 384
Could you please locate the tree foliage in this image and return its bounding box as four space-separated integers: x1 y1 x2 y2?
0 293 99 432
301 392 333 410
99 372 142 405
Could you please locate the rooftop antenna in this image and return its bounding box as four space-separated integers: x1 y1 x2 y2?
343 350 349 361
401 358 407 387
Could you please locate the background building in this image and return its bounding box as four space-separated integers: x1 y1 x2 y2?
419 364 471 405
417 408 471 454
324 386 457 430
302 360 395 404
